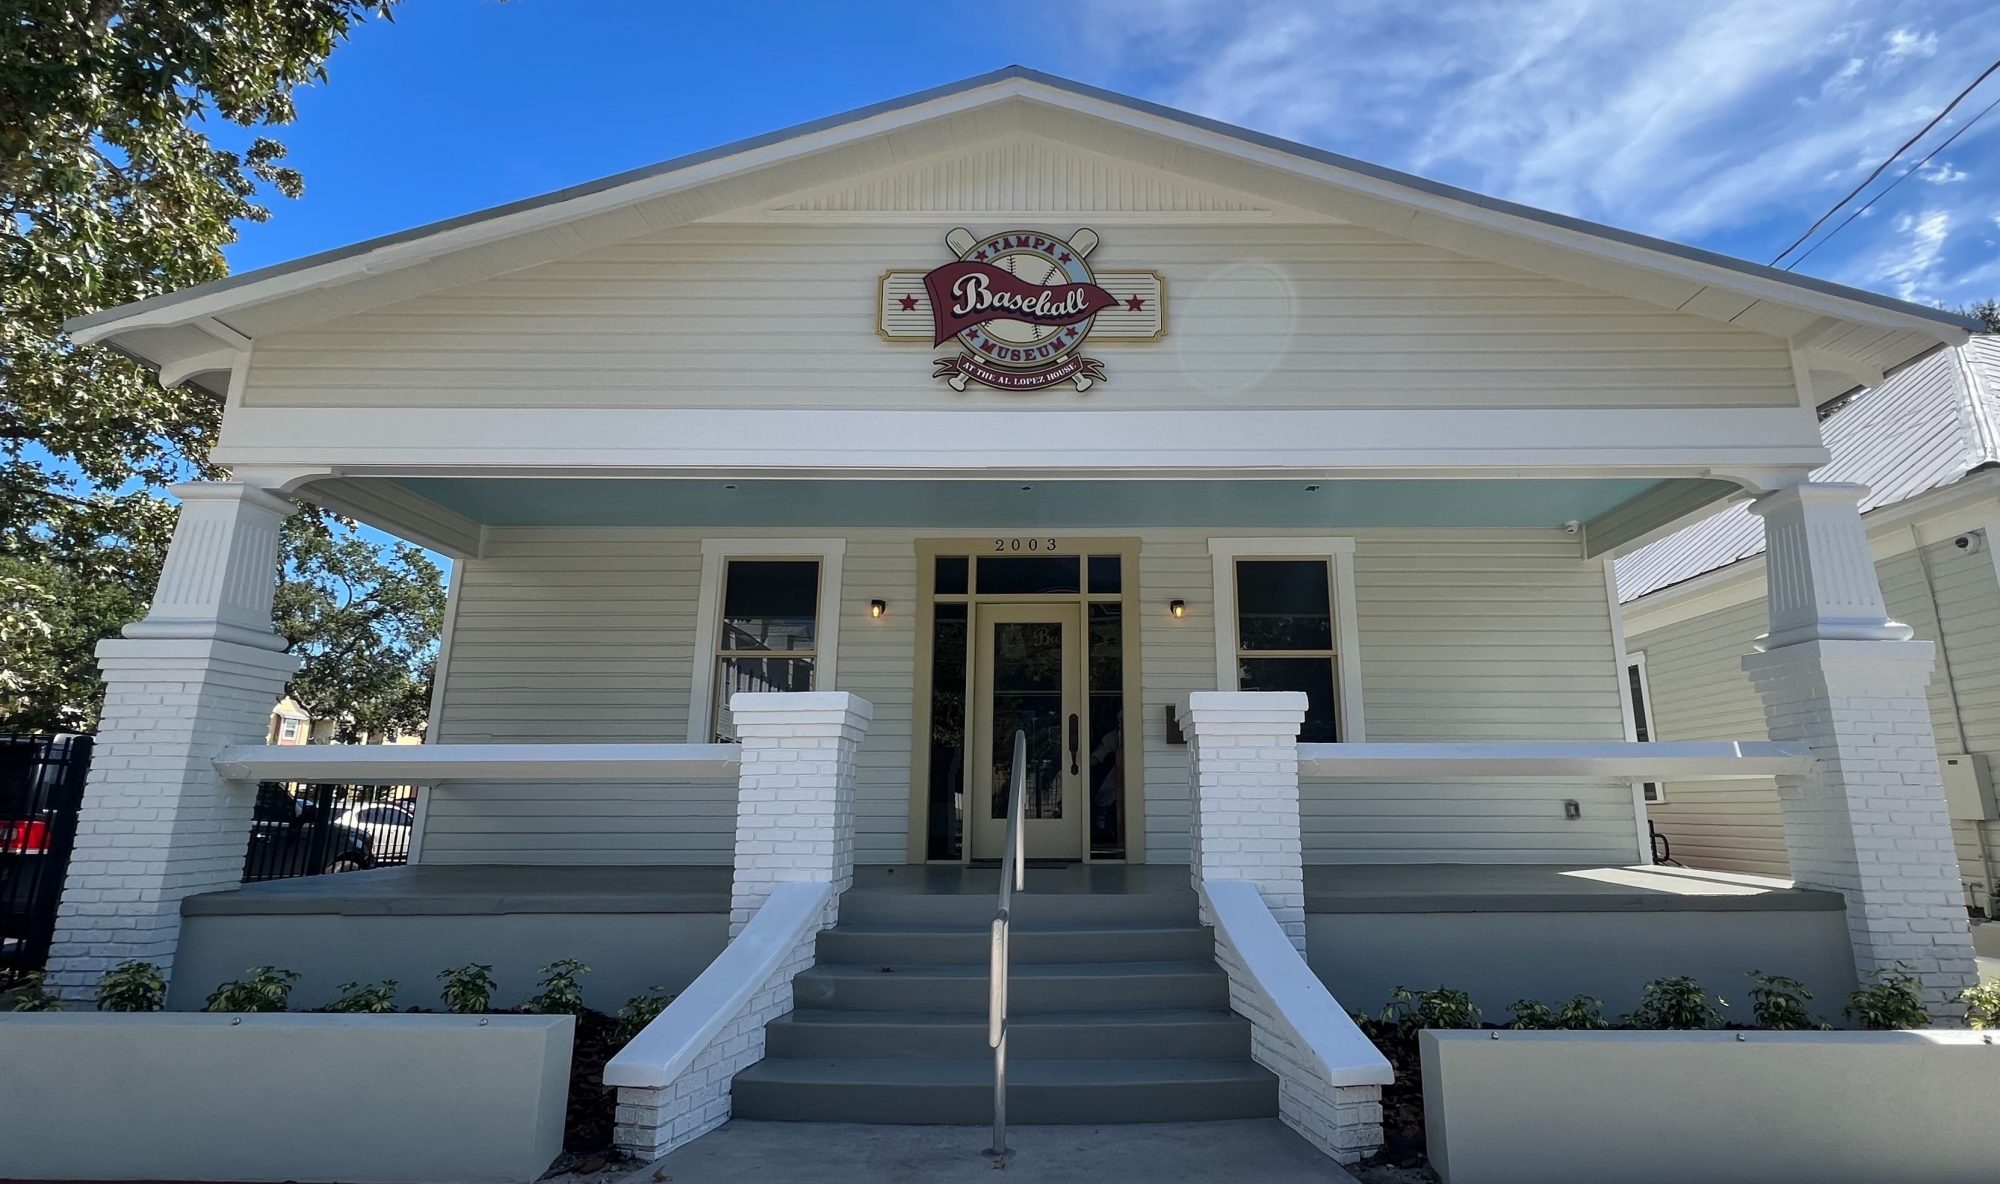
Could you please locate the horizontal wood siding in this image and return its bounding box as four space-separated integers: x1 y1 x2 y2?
1308 538 1636 863
243 223 1795 414
426 527 1634 867
1633 537 2000 892
1631 599 1789 877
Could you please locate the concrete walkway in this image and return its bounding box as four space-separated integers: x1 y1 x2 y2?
625 1119 1360 1183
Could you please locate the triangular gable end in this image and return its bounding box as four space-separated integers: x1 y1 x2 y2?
752 134 1290 218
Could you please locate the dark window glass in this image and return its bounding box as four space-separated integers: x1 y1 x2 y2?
988 620 1066 820
1236 560 1332 651
721 560 819 652
1625 664 1652 742
926 603 968 860
978 556 1080 595
935 556 969 596
713 656 815 742
1239 657 1338 743
1087 555 1122 595
1088 603 1125 858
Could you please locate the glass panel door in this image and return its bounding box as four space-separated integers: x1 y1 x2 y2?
971 603 1084 861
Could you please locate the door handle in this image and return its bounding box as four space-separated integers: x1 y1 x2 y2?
1068 713 1080 777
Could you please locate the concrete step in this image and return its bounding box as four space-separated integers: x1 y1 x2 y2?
817 922 1213 966
837 889 1197 927
731 1057 1278 1124
790 960 1227 1013
764 1007 1252 1061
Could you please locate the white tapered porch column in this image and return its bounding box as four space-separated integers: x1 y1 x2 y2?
43 482 299 1002
1741 482 1977 1017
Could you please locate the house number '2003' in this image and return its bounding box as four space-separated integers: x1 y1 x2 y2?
993 538 1059 552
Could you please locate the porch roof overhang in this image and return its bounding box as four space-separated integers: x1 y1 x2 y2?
290 472 1743 563
66 68 1972 404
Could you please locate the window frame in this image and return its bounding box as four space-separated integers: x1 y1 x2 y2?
1207 537 1364 743
1623 650 1663 803
686 538 845 743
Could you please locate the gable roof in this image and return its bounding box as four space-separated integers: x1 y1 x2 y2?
1616 336 2000 603
69 66 1976 398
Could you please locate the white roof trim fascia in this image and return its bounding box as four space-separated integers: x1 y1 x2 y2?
67 68 1976 352
1622 471 2000 634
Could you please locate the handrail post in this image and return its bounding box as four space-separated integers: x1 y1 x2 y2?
986 729 1027 1160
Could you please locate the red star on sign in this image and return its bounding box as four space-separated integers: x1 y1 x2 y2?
897 294 919 311
1058 252 1071 263
1125 295 1146 311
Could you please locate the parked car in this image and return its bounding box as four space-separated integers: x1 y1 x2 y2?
0 734 90 969
244 784 377 879
334 802 414 864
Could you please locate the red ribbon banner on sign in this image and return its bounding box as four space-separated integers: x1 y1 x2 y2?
922 260 1117 346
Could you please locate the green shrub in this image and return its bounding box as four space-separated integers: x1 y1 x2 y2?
6 971 62 1011
617 986 676 1044
1627 976 1725 1030
1844 965 1929 1030
95 961 166 1012
525 958 591 1015
1553 994 1610 1030
1747 971 1818 1031
1963 980 2000 1030
204 967 299 1013
1381 985 1481 1034
438 963 497 1014
327 980 399 1014
1506 998 1557 1029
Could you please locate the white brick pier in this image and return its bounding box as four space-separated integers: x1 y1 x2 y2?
1183 691 1387 1163
1745 483 1979 1016
42 482 298 1001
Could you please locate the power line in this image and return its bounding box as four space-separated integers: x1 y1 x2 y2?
1769 56 2000 266
1783 90 2000 270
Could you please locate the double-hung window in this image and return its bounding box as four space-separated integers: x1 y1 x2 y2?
1209 538 1361 744
689 540 845 743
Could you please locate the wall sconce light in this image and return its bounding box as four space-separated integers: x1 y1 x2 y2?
1169 599 1186 619
869 599 887 619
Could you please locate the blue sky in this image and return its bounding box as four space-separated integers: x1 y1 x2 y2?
219 0 2000 310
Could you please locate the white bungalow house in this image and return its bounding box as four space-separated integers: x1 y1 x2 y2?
1619 336 2000 947
40 68 1984 1163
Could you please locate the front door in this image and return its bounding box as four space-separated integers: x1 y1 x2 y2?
970 602 1085 861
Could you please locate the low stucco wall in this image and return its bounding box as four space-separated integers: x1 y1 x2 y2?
0 1013 572 1183
1421 1029 2000 1184
1307 908 1856 1015
171 911 728 1010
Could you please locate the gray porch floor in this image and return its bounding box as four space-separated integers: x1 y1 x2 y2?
623 1119 1360 1184
180 860 1841 917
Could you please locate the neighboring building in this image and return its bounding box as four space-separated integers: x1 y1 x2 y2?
35 69 1986 1158
266 696 423 746
1619 338 2000 912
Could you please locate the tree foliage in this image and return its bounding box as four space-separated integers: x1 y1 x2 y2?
1 1 436 735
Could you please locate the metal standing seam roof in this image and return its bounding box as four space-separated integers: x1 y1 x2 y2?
1616 337 2000 603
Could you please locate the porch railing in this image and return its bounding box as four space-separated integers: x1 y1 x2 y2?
1296 740 1812 780
213 743 744 881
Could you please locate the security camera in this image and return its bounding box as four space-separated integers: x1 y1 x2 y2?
1954 532 1986 555
1562 520 1583 535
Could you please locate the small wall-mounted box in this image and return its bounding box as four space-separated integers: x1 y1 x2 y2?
1941 754 1995 821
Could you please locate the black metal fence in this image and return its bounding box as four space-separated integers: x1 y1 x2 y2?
0 734 92 976
243 781 416 883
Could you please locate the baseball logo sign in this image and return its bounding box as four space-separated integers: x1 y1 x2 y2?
877 228 1165 393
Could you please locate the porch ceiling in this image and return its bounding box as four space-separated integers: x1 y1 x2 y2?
385 475 1693 532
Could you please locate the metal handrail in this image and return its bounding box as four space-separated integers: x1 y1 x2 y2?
986 729 1027 1159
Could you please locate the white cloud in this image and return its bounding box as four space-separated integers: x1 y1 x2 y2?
1875 208 1951 300
1073 0 2000 303
1882 27 1939 62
